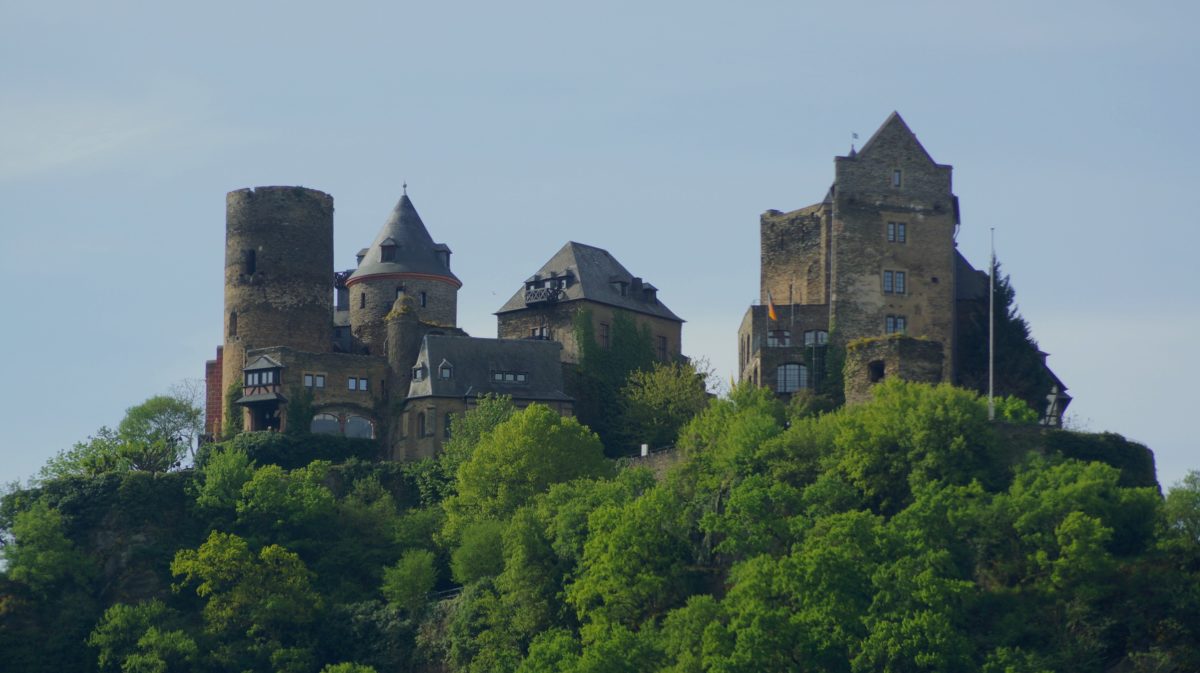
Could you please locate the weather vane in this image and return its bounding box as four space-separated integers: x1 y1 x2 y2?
402 181 407 196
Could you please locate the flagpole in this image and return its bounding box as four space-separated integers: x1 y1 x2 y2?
988 228 995 421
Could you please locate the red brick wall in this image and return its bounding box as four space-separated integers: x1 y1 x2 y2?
204 346 223 437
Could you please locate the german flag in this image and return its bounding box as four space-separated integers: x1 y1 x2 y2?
767 291 778 321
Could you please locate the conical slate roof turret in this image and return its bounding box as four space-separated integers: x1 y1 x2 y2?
347 193 460 286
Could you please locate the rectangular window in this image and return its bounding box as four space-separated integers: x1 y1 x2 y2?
892 169 902 187
304 374 313 387
420 291 427 307
766 330 791 347
883 270 906 294
657 335 668 360
504 373 516 382
348 377 357 391
885 315 908 334
492 371 503 381
359 292 366 309
516 373 527 382
599 323 610 349
887 222 906 243
315 375 325 388
359 378 368 391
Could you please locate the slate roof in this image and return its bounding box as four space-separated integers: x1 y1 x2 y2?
348 194 460 285
495 241 683 321
406 335 571 402
243 355 284 371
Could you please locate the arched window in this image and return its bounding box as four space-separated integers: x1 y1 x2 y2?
776 363 808 393
345 415 374 439
416 412 426 437
311 413 340 435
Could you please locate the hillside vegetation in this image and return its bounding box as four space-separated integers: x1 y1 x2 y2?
3 381 1199 673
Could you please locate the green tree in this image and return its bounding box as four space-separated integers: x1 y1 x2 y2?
452 519 506 585
171 530 323 670
566 485 694 628
194 446 256 513
382 549 437 613
3 500 95 596
443 404 612 540
119 394 203 461
37 426 128 481
1164 471 1200 549
37 391 202 481
88 600 196 673
235 461 336 541
620 359 712 450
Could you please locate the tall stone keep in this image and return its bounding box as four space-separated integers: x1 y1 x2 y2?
828 113 959 380
221 187 334 430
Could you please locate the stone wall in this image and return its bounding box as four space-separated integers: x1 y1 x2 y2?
498 300 681 365
245 346 389 435
347 276 458 353
737 303 830 392
760 203 831 307
843 336 944 405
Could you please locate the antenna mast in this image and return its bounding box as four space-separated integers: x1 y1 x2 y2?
988 228 995 421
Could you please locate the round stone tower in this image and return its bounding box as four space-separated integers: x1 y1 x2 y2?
346 192 460 352
221 186 334 427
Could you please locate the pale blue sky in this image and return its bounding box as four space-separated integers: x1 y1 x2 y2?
2 1 1196 488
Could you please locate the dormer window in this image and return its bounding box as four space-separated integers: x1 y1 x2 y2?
412 365 427 381
380 239 397 263
438 360 453 379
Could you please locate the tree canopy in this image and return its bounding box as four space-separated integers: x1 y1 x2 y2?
2 379 1197 673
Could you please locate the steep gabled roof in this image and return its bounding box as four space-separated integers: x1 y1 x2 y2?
495 241 683 321
348 193 460 285
243 355 283 371
855 111 943 167
405 335 571 402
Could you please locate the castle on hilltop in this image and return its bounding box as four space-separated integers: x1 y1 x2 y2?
738 112 1070 423
203 113 1070 459
202 189 682 459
